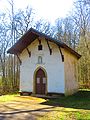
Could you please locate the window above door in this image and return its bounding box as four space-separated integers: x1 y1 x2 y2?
38 56 42 64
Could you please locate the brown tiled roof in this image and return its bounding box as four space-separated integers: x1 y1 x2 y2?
7 28 81 59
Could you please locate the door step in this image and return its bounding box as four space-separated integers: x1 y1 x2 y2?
31 94 60 99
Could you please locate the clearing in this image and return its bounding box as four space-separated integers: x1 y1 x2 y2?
0 90 90 120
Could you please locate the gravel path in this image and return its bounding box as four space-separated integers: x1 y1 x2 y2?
0 96 54 120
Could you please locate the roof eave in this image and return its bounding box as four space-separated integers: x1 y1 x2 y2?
7 28 81 59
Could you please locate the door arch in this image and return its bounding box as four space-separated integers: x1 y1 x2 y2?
33 68 47 94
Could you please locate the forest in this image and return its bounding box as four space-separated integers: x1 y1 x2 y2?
0 0 90 94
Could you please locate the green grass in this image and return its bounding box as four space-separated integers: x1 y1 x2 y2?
0 94 20 102
0 93 46 103
39 108 90 120
41 90 90 109
39 90 90 120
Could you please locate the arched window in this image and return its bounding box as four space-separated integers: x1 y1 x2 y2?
38 56 42 64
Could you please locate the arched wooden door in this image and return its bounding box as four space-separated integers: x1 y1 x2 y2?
35 68 46 94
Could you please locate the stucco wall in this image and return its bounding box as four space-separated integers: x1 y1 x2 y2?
63 49 79 95
19 38 65 94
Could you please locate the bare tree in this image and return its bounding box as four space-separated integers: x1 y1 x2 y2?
72 0 90 88
54 17 79 49
0 13 12 93
73 0 90 53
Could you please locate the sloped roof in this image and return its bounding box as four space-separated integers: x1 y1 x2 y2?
7 28 81 59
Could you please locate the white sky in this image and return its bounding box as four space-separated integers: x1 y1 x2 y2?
0 0 74 23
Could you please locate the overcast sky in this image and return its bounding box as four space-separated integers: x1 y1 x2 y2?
0 0 74 23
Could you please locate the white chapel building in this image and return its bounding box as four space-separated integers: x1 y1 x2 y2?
7 28 81 96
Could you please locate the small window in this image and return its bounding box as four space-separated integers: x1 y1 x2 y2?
43 77 46 84
38 56 42 64
38 44 42 50
37 78 40 84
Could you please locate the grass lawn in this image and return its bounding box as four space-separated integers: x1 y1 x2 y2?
0 94 18 102
0 93 45 103
0 90 90 120
39 90 90 120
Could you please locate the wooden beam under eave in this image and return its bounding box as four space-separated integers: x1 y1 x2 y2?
45 39 52 55
16 54 22 65
37 37 43 45
58 46 64 62
26 48 31 57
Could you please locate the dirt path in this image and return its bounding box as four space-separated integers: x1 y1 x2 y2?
0 96 54 120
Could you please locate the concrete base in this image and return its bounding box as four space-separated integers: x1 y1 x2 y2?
19 92 32 96
31 93 64 99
